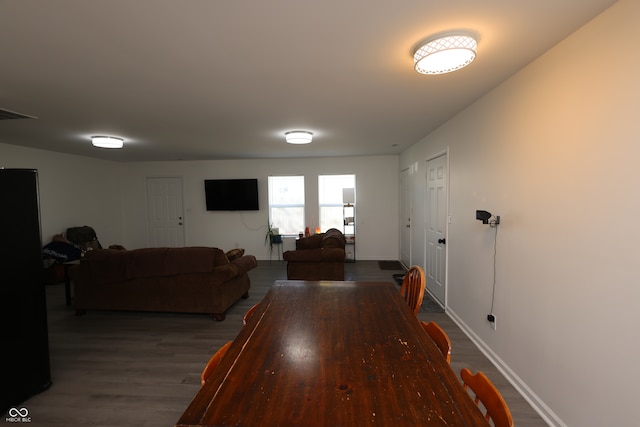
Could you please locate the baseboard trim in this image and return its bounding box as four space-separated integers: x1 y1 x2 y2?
424 287 445 310
446 307 565 427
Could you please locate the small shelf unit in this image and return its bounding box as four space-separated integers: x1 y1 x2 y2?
343 203 355 262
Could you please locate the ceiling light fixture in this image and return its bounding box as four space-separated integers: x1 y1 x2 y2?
285 131 313 144
91 135 124 149
413 32 477 75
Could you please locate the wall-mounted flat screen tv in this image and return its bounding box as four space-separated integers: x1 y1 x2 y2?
204 179 259 211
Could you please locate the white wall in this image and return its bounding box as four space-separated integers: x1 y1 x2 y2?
400 1 639 425
1 143 123 246
2 143 399 261
118 156 399 260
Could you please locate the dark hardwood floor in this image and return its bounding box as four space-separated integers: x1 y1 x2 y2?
9 260 547 426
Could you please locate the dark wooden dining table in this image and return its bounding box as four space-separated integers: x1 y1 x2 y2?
176 280 489 426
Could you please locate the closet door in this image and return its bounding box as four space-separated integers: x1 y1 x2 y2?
0 169 51 414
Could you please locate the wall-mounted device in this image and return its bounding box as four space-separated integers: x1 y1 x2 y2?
477 209 501 330
476 210 492 224
476 210 500 227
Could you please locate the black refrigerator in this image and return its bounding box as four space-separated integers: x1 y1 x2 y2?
0 169 52 414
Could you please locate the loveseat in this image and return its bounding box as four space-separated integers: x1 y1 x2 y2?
69 246 257 320
283 228 346 280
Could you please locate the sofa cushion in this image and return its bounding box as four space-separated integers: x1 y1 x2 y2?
83 249 128 285
127 248 170 279
125 247 221 279
322 228 346 249
214 249 229 266
162 247 224 275
82 247 229 284
296 234 323 250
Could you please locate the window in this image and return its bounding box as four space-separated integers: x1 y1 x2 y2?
318 174 355 232
268 176 305 235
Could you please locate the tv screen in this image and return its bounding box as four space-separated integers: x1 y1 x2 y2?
204 179 259 211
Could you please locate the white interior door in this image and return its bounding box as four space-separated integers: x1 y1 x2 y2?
146 177 185 247
400 168 411 267
426 154 447 305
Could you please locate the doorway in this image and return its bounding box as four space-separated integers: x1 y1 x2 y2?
146 177 185 247
400 168 411 268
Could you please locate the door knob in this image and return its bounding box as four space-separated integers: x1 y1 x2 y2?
438 238 446 244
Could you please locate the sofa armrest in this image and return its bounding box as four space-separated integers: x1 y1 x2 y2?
230 255 257 275
211 263 239 283
321 248 345 261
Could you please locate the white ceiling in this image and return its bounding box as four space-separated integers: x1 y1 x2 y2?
0 0 617 162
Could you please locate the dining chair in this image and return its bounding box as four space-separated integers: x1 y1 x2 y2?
420 321 451 364
460 368 514 427
399 265 425 314
243 303 260 326
200 341 232 386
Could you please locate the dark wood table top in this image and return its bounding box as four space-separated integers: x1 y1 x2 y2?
176 280 488 426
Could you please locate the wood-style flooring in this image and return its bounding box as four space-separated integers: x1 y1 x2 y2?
11 260 547 426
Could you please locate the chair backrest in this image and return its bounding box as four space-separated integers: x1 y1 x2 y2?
460 368 514 427
243 303 260 326
201 341 232 385
400 265 425 314
421 321 451 364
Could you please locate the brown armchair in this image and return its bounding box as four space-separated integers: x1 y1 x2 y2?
283 228 346 280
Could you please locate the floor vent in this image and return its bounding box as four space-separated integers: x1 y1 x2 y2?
0 108 37 120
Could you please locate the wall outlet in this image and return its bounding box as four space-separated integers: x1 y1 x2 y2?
487 314 496 330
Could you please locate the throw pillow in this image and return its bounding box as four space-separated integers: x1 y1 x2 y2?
226 248 245 261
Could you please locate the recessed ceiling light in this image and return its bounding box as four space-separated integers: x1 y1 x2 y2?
91 136 124 149
285 131 313 144
413 32 477 75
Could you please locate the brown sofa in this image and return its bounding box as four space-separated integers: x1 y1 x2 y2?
283 228 346 280
69 246 257 320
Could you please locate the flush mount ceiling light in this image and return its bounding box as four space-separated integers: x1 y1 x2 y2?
91 135 124 149
413 32 477 75
285 131 313 144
